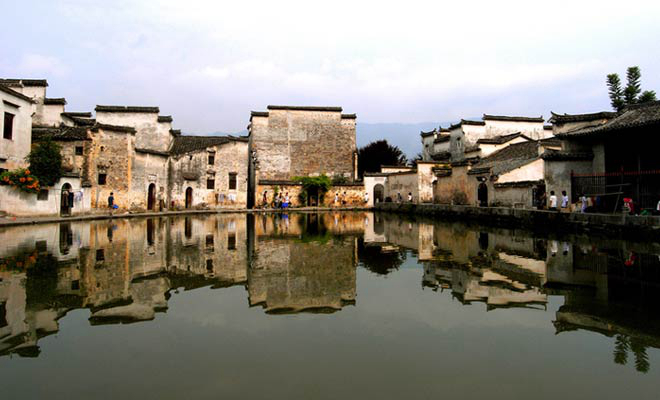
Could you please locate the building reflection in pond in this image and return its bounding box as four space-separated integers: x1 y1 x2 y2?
1 211 660 374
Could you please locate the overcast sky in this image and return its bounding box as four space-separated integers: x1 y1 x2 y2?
2 0 659 134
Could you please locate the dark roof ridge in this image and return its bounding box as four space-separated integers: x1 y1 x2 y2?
483 114 544 123
62 112 93 118
157 115 173 123
461 119 486 126
266 105 343 112
93 123 137 133
341 113 356 119
0 84 35 103
549 111 617 123
44 97 67 105
0 78 48 87
622 100 660 111
95 105 160 113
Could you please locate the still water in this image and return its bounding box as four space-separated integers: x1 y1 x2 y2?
0 212 659 399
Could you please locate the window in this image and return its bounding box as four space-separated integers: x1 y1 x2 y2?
75 146 83 155
71 280 80 291
96 249 105 262
208 153 215 165
207 178 215 189
98 173 107 185
206 259 214 271
206 234 214 247
3 112 14 140
228 232 236 250
228 172 237 190
37 189 49 201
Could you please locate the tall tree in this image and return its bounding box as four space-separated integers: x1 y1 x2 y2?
606 66 656 111
607 73 625 111
624 66 642 105
357 140 407 178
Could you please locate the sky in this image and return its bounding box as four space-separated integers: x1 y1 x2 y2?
2 0 659 141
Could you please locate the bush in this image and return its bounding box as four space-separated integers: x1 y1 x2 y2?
331 174 348 185
0 168 40 193
27 138 63 187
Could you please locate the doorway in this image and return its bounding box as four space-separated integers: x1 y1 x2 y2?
147 183 156 211
374 184 384 204
478 182 488 207
185 187 193 209
60 183 73 216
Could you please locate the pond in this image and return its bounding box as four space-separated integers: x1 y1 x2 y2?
0 212 659 399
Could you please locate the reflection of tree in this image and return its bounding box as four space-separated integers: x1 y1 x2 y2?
612 334 650 373
614 335 629 365
631 339 650 373
357 238 406 275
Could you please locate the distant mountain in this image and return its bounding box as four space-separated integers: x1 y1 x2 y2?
357 122 455 159
197 121 458 160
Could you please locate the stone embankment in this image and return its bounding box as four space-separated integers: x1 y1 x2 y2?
0 207 369 228
375 203 660 239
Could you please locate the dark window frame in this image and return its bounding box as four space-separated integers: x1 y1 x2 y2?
228 172 237 190
37 189 49 201
3 112 14 140
75 146 83 155
207 178 215 190
208 153 215 165
98 173 107 185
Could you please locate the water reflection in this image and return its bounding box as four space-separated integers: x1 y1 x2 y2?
0 211 660 377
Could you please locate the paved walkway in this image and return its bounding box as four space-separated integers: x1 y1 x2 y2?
0 207 371 228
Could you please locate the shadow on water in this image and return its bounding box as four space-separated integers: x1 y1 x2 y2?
0 211 659 377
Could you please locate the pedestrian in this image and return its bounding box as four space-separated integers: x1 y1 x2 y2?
342 191 347 206
364 192 369 204
334 192 339 206
537 191 547 210
397 192 402 203
561 190 569 211
549 191 558 211
408 192 413 202
283 192 290 209
580 193 588 213
262 191 268 208
108 192 114 208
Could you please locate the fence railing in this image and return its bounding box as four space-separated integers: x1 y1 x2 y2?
571 170 660 212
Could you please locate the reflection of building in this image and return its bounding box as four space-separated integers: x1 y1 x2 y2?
0 212 363 357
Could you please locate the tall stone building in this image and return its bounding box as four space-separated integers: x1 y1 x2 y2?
247 105 358 207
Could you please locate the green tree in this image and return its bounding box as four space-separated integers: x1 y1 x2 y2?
27 137 63 187
357 140 407 178
624 66 642 105
606 66 656 111
639 90 657 103
607 74 625 111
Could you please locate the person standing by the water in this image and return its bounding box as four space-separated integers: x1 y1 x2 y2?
408 192 413 203
561 190 569 212
580 193 588 213
549 191 558 211
262 191 268 208
364 192 369 204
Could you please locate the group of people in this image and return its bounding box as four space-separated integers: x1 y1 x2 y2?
395 192 414 203
543 190 589 213
262 191 291 209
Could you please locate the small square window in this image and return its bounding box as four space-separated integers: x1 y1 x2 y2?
206 234 214 247
3 112 14 140
98 173 107 185
96 249 105 262
75 146 83 155
71 280 80 290
228 172 237 190
37 189 49 201
208 153 215 165
207 178 215 190
206 259 213 271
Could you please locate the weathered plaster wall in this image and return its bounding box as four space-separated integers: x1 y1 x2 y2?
491 185 535 208
130 153 169 210
0 177 90 217
485 120 546 140
169 140 249 209
86 128 135 209
385 172 418 202
416 163 438 203
250 110 357 182
544 159 593 202
256 183 364 207
363 175 387 206
433 165 476 205
0 92 33 170
498 159 544 183
96 111 171 152
35 104 65 127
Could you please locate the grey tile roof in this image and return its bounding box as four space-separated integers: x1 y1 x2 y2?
170 135 248 155
62 112 93 118
556 101 660 138
95 105 160 113
433 134 450 143
483 114 544 123
0 78 48 87
549 111 617 124
476 132 527 145
341 113 357 119
469 141 540 176
0 84 35 103
266 105 342 112
449 119 486 130
44 97 66 105
32 126 89 141
157 115 173 123
541 150 594 161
